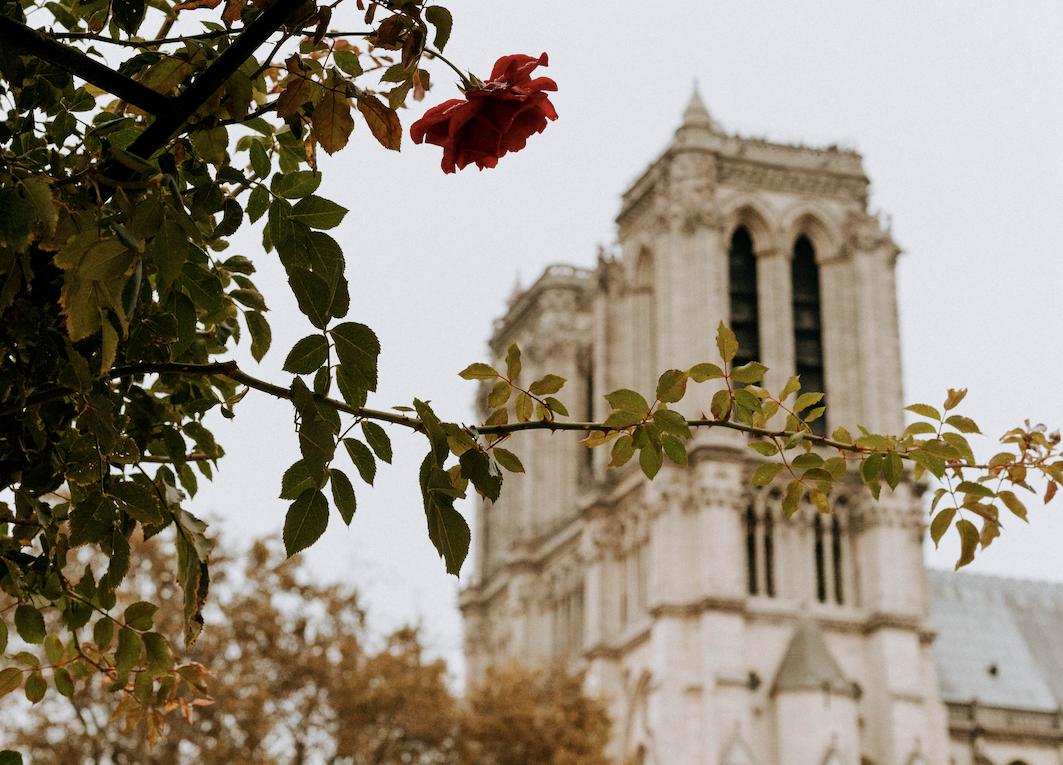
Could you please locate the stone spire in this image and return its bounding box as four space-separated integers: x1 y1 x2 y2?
672 83 721 149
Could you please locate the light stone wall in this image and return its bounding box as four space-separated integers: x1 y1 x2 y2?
458 94 1049 764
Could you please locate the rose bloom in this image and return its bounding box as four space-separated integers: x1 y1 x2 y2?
411 53 558 173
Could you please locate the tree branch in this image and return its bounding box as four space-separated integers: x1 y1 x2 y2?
0 15 174 116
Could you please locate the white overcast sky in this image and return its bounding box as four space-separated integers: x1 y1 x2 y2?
199 2 1063 672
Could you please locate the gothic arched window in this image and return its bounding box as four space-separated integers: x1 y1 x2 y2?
729 226 761 367
763 510 776 597
745 504 758 596
814 513 827 603
633 250 657 393
831 515 844 605
792 235 826 435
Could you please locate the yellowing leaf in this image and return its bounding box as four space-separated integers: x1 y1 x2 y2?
357 93 402 151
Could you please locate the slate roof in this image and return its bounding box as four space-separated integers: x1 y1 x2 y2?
772 617 853 695
928 569 1063 711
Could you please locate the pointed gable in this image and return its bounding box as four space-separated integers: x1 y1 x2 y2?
771 618 853 696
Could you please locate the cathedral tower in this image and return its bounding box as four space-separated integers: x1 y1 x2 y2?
459 91 949 764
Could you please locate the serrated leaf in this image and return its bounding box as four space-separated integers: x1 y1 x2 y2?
24 671 45 703
330 322 380 397
342 437 376 485
284 334 329 374
459 363 497 380
357 93 402 150
487 380 510 409
749 440 779 457
115 627 141 679
505 344 521 381
124 601 157 631
143 632 174 675
709 389 731 420
14 605 45 644
882 452 903 490
689 362 724 382
493 448 524 473
330 468 357 525
782 480 804 518
605 389 649 416
793 392 824 413
93 617 114 650
290 196 348 230
604 410 641 429
610 435 634 467
655 369 688 403
272 171 322 199
283 489 329 557
731 361 768 384
945 414 980 434
544 396 569 416
529 374 565 395
0 620 6 655
905 403 941 420
639 444 663 479
716 322 738 364
955 518 979 569
360 421 392 463
930 507 956 547
246 311 272 361
515 392 533 423
313 82 355 155
751 462 783 487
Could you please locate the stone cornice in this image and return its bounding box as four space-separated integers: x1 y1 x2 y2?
490 264 593 354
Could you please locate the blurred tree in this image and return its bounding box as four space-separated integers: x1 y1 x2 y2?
7 536 609 765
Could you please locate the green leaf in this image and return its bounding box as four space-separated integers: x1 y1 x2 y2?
793 392 824 413
14 605 45 644
330 468 357 525
652 409 691 438
459 448 503 502
247 185 269 223
110 481 164 525
53 667 74 698
283 334 329 374
529 374 566 395
709 389 731 420
283 489 329 557
505 344 521 381
957 480 994 499
459 363 498 380
749 440 778 457
0 619 6 655
493 447 524 473
24 671 45 704
955 518 979 569
998 490 1028 521
782 480 804 518
361 421 392 464
662 435 687 465
334 49 363 76
93 617 114 650
882 452 903 490
425 5 453 50
716 322 738 364
143 632 174 675
945 414 981 434
115 628 141 679
44 633 63 665
281 459 321 500
124 601 157 631
609 435 634 467
246 311 272 361
860 453 882 485
249 140 270 178
655 369 688 403
0 750 24 765
752 462 783 487
152 217 191 297
605 389 649 416
272 171 322 199
731 361 768 384
330 322 380 397
639 444 663 479
604 410 641 429
191 125 229 166
544 396 569 416
290 195 347 230
289 268 334 329
342 437 377 486
112 0 146 34
515 392 533 423
905 403 941 420
930 508 956 547
689 362 724 382
944 388 967 411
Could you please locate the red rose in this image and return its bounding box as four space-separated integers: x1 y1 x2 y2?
411 53 558 173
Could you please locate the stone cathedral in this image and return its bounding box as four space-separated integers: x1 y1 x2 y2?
458 93 1063 765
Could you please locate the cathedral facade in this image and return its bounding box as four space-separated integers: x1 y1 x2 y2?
458 93 1063 765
